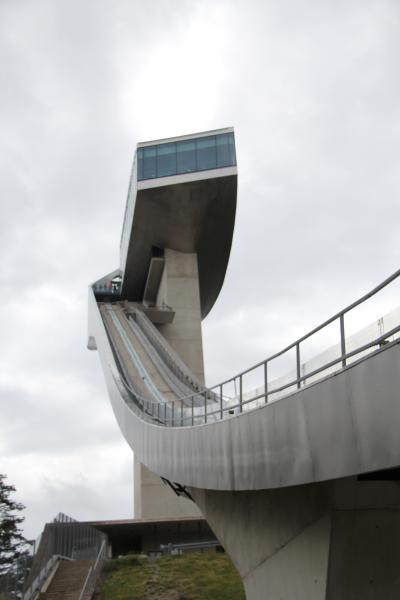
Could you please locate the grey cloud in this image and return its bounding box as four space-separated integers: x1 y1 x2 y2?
1 0 400 537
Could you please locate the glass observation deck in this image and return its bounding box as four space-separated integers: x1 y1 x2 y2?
137 130 236 181
120 128 237 287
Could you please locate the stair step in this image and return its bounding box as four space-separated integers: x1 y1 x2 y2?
39 559 94 600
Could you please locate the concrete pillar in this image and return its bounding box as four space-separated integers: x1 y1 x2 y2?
326 478 400 600
190 477 400 600
134 456 200 519
134 248 203 519
191 483 331 600
156 248 205 383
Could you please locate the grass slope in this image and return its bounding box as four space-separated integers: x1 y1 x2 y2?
98 553 245 600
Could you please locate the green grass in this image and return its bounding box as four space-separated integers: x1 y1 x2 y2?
98 552 245 600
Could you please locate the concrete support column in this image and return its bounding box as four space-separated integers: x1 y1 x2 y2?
135 248 204 520
156 248 205 383
134 456 200 519
191 483 331 600
326 478 400 600
191 478 400 600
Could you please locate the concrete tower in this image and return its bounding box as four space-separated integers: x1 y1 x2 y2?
88 128 237 519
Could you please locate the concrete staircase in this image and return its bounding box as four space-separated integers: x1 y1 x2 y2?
38 559 94 600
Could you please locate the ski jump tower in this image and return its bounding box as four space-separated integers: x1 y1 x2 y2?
88 127 237 519
89 128 400 600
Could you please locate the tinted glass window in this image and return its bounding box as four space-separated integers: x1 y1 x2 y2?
196 136 217 171
177 140 196 174
216 134 231 168
227 132 236 165
157 143 176 177
143 147 157 179
137 148 144 180
137 132 235 180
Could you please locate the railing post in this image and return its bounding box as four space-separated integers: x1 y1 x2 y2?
340 314 346 367
180 399 183 426
191 397 194 426
220 384 223 419
296 343 301 389
264 361 268 403
164 402 167 425
171 402 175 427
204 392 207 423
157 403 160 422
239 375 243 412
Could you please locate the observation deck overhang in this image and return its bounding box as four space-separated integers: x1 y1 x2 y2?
119 128 237 319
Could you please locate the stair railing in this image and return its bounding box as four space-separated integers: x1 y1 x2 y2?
78 539 107 600
22 554 71 600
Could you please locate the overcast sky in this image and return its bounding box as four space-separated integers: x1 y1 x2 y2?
1 0 400 540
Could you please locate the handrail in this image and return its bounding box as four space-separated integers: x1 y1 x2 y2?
78 539 107 600
21 516 106 600
184 266 400 389
103 267 400 427
22 554 71 600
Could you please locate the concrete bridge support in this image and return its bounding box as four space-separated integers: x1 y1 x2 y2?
191 477 400 600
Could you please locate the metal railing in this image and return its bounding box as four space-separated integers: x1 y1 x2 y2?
21 513 107 600
78 539 107 600
22 554 71 600
107 267 400 427
159 540 222 555
0 553 33 600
